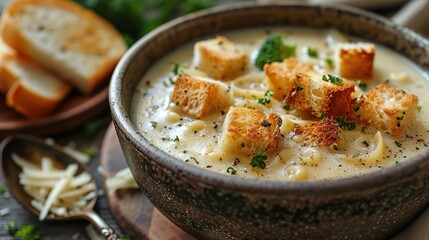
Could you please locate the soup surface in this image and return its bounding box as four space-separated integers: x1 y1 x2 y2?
130 28 429 181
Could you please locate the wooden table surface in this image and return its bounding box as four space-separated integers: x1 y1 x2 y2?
0 1 421 240
0 114 121 240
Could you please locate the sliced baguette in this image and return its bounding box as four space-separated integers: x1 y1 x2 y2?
0 0 127 94
0 38 19 92
5 56 72 118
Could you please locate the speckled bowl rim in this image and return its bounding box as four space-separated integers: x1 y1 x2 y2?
110 2 429 195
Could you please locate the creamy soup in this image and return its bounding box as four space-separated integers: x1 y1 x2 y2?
130 28 429 181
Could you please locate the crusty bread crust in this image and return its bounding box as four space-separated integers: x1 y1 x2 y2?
220 107 282 155
265 59 355 118
294 118 339 147
6 82 69 118
286 71 355 119
336 43 375 80
265 58 313 100
171 74 233 118
3 54 71 118
0 0 127 94
194 36 248 80
0 42 19 92
359 83 419 136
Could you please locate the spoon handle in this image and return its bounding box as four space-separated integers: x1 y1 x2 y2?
82 210 122 240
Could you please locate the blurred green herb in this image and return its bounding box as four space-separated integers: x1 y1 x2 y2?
172 63 181 75
307 47 318 58
0 184 5 193
283 104 290 110
5 222 40 240
5 221 18 235
74 0 214 46
356 80 367 92
15 225 40 240
84 115 110 137
325 58 334 68
84 148 96 158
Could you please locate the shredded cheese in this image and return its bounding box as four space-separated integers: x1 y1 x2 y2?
11 153 96 221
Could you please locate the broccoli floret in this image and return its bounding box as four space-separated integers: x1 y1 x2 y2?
254 34 296 70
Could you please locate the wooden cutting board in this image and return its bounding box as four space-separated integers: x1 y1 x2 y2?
99 123 195 240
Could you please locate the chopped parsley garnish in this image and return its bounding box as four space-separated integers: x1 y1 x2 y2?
307 47 318 58
294 82 304 91
336 118 356 131
356 80 368 92
395 141 402 147
325 58 334 68
322 74 343 84
190 156 199 165
283 104 290 110
122 236 132 240
417 105 422 113
150 121 157 128
258 91 274 105
0 184 5 194
319 113 325 119
226 167 237 175
249 150 268 169
172 63 181 75
173 136 180 142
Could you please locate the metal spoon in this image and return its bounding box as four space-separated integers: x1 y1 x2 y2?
0 134 121 240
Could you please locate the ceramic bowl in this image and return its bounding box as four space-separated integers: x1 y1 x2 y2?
109 3 429 239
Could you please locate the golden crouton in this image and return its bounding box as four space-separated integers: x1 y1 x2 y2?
285 72 356 119
294 118 340 147
359 83 419 136
264 58 313 100
171 74 233 118
336 42 375 80
220 107 282 155
193 36 248 80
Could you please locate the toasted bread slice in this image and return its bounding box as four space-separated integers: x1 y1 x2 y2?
359 83 419 136
5 56 72 118
171 74 233 118
0 38 19 92
265 58 313 100
219 107 282 155
0 0 127 94
335 42 375 80
193 36 248 80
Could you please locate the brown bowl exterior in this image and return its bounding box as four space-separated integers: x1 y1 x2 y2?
110 3 429 239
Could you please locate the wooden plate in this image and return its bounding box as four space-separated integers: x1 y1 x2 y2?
0 85 108 140
99 123 195 240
